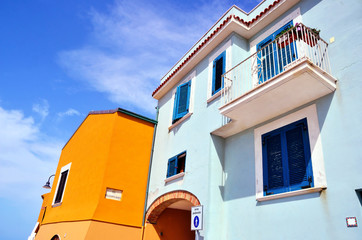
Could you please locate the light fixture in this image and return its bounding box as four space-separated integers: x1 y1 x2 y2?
43 174 55 189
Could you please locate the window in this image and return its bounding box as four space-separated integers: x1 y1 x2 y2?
173 81 191 123
167 151 186 178
257 20 297 84
262 118 313 196
212 51 226 95
52 163 71 205
254 104 327 201
356 189 362 206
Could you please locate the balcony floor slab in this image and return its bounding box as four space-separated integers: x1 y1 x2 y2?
214 59 336 138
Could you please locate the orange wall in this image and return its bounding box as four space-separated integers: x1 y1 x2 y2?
39 112 155 228
94 112 155 226
144 209 195 240
36 193 50 223
35 220 143 240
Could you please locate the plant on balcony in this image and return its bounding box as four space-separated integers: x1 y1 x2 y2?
276 24 320 48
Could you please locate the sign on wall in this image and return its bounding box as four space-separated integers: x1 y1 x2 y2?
191 205 203 231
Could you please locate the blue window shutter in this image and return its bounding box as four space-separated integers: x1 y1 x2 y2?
263 133 284 194
172 91 178 121
262 118 313 195
173 81 191 122
285 120 313 190
212 51 226 95
167 157 178 177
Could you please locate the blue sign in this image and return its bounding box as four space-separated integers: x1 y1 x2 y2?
191 205 203 230
194 216 199 228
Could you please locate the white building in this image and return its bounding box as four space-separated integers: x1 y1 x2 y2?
144 1 362 239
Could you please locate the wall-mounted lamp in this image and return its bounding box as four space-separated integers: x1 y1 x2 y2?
43 174 55 189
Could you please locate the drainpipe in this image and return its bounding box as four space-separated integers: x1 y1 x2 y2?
142 106 159 229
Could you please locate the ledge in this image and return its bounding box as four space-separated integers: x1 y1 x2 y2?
207 90 222 104
256 186 326 202
168 113 193 131
52 202 62 208
164 172 185 183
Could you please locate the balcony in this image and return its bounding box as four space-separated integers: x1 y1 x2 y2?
213 24 337 138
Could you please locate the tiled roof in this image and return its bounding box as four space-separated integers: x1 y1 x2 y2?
152 0 281 97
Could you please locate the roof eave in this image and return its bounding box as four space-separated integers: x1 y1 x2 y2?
152 0 301 99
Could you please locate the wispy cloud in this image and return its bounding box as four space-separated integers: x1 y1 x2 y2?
58 108 81 118
0 106 62 202
58 0 226 115
32 99 49 121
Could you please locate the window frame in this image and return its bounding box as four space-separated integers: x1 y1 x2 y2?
212 51 226 95
172 80 191 124
254 105 327 201
166 151 186 178
256 20 297 84
262 118 313 196
52 162 71 206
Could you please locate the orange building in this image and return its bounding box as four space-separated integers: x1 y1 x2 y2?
32 108 156 240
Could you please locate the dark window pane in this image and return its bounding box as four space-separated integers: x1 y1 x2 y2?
214 57 223 92
54 170 68 204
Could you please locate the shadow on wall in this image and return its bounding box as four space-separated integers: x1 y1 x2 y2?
212 91 334 203
144 208 195 240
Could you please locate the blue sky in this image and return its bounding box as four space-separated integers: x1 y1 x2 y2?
0 0 261 239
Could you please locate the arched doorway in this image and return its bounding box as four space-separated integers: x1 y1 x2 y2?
144 190 200 240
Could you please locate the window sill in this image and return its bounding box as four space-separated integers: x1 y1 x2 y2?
256 186 326 202
168 113 192 131
164 172 185 183
52 202 62 208
207 90 222 104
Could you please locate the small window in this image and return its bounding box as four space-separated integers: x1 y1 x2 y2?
262 118 313 196
53 163 71 205
173 81 191 123
212 51 226 95
167 152 186 178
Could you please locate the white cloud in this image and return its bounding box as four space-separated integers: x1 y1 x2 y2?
0 106 62 202
58 0 224 115
32 99 49 120
58 108 81 117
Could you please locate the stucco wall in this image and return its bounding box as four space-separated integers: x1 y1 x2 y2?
149 0 362 239
39 112 155 228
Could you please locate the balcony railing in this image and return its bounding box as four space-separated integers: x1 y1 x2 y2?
221 23 332 106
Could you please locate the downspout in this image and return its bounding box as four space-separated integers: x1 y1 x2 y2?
142 106 159 233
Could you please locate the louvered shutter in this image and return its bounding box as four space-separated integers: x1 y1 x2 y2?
285 121 313 190
262 118 313 195
173 81 191 121
167 157 177 177
263 134 284 194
